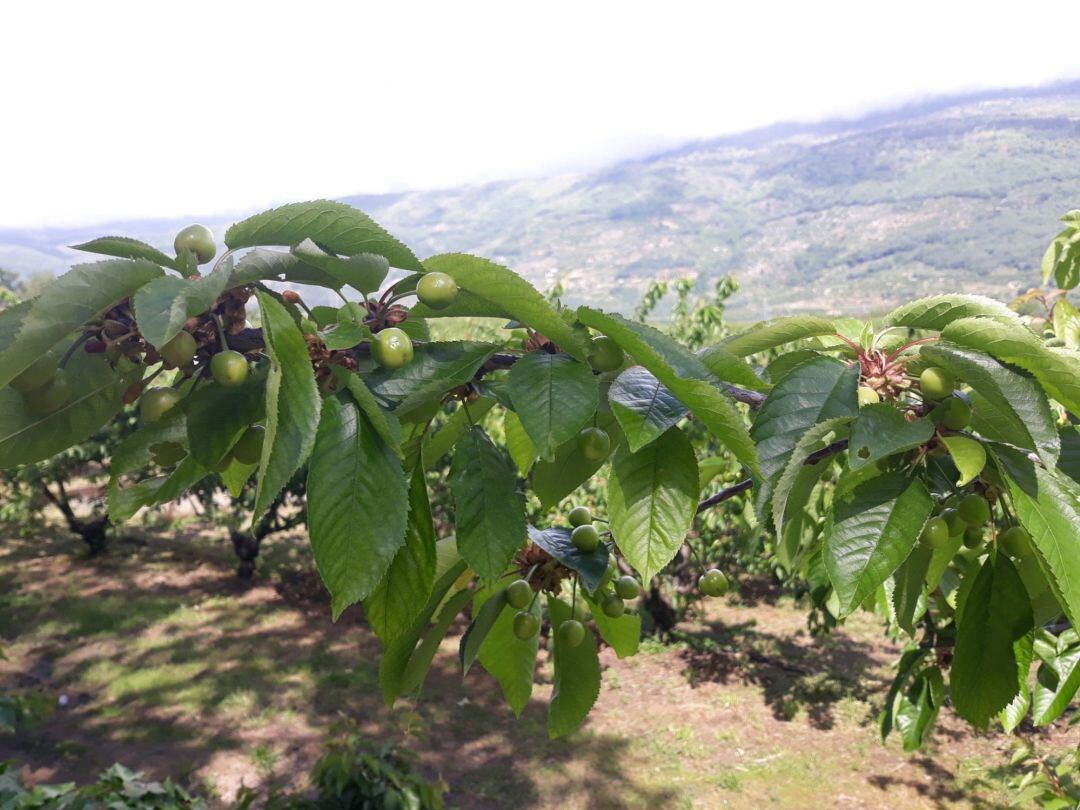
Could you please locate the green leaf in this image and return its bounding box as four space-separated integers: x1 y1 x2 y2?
696 345 769 390
885 295 1020 330
379 559 468 706
0 259 163 389
824 471 933 618
921 341 1058 469
582 591 640 658
291 238 390 293
1056 235 1080 290
608 366 687 452
422 398 496 469
366 341 499 418
608 427 698 582
1042 229 1078 285
1004 459 1080 628
891 544 932 636
531 413 622 509
399 588 474 699
503 409 538 475
184 373 265 468
577 307 758 474
505 352 598 460
70 236 179 271
720 315 838 357
460 588 510 675
307 395 408 619
424 254 589 360
771 417 852 536
547 596 601 738
0 301 31 357
450 426 526 581
225 200 423 272
477 592 540 717
940 435 986 487
131 263 241 349
940 317 1080 417
252 292 321 521
848 404 934 472
951 553 1034 728
333 367 403 458
219 459 256 497
1053 299 1080 350
0 353 143 469
322 321 371 351
752 357 859 520
364 466 438 643
1032 647 1080 725
895 669 943 752
880 648 929 742
527 525 609 592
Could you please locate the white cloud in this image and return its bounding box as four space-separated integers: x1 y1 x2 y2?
1 0 1077 227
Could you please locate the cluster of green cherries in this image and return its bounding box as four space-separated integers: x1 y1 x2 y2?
327 271 460 370
913 365 1032 558
505 505 642 648
919 491 1032 558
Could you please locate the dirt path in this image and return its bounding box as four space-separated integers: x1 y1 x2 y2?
0 528 1067 808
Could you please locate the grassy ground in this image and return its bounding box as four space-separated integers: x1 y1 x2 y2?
0 524 1069 808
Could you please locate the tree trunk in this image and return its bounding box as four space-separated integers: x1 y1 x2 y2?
229 528 263 580
42 481 110 556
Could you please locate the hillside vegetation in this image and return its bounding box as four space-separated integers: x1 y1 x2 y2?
3 84 1079 319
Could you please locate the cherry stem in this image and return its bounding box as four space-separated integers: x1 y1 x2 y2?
213 314 229 352
461 399 474 425
886 336 939 364
59 332 92 369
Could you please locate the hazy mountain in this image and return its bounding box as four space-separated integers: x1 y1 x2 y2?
3 81 1079 320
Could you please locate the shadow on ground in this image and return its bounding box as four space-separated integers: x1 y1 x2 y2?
0 529 677 809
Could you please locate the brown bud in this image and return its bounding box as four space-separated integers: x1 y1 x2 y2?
282 290 301 304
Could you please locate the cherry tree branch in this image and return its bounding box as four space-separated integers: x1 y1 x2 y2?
694 439 849 516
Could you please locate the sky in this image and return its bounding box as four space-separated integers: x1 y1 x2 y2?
2 0 1078 228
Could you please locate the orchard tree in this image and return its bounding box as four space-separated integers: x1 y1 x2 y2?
1 202 1079 743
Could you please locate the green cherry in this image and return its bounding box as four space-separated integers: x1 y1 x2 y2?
512 611 540 640
140 387 182 423
919 367 955 401
231 425 265 465
601 594 626 618
557 619 586 648
962 526 984 550
173 224 216 264
957 494 991 526
22 371 71 414
578 427 611 461
568 505 592 527
416 272 459 310
999 526 1033 558
614 575 640 600
211 350 249 387
372 328 414 369
920 516 951 549
699 569 729 597
10 351 58 393
857 386 880 407
506 579 533 610
159 331 197 367
571 524 601 553
934 398 971 431
587 335 624 372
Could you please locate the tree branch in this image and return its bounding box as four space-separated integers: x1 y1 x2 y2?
694 439 849 516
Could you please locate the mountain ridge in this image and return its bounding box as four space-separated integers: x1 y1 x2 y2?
4 80 1079 319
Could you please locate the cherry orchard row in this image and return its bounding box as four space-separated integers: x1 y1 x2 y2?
1 200 1078 744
